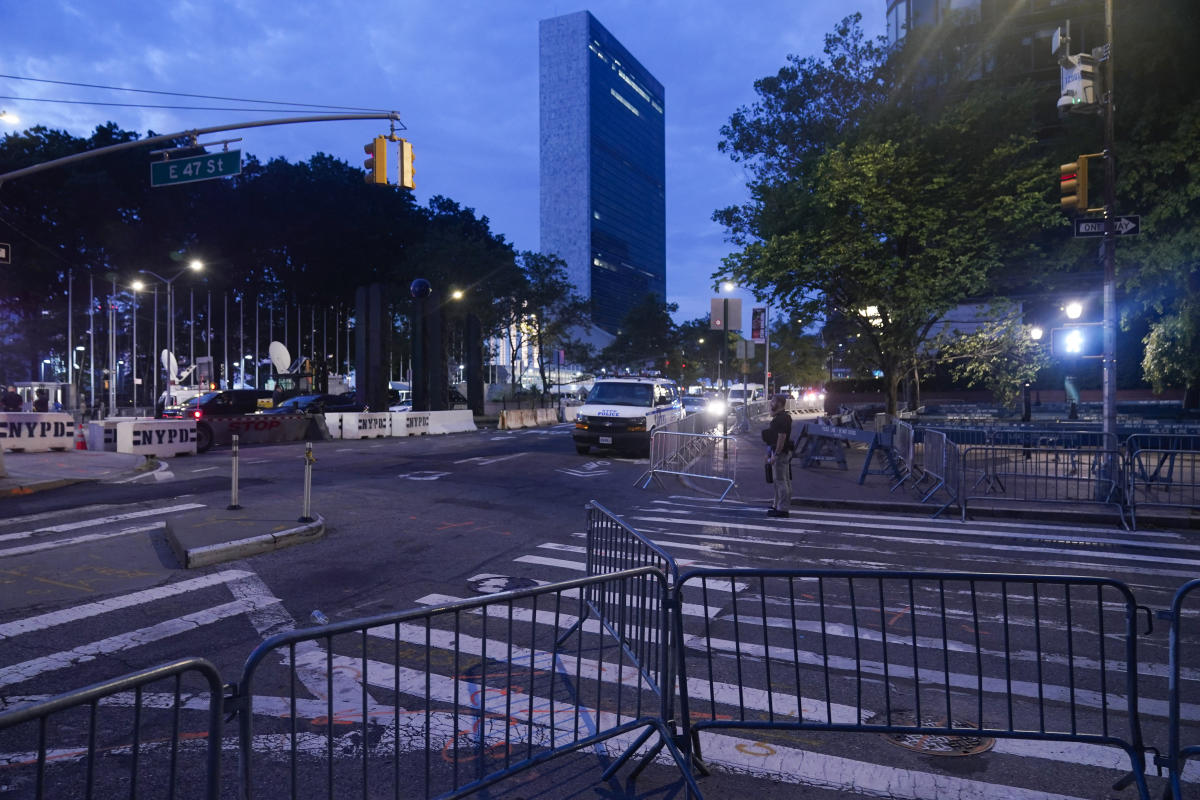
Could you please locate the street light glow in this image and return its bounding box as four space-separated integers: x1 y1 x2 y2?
1065 301 1083 320
131 280 145 292
1030 326 1044 341
189 260 204 272
721 282 735 292
451 289 464 300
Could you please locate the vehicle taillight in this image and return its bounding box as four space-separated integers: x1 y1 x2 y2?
193 410 202 420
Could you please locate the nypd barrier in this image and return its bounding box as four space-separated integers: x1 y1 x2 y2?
326 410 476 439
115 419 197 457
0 412 75 452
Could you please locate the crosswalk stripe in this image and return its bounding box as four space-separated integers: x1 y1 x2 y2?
0 503 205 541
0 594 281 690
0 569 253 639
0 523 165 559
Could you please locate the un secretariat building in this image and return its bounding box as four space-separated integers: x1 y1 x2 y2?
539 11 666 336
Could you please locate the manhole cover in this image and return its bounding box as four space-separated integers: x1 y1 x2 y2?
468 575 541 595
880 713 995 757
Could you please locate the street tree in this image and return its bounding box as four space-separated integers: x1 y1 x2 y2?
933 303 1049 412
599 294 678 374
715 15 1057 415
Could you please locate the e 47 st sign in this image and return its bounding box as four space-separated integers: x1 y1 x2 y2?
1073 215 1140 238
150 150 242 187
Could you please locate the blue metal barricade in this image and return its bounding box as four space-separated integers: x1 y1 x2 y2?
672 568 1152 799
1125 434 1200 530
959 444 1126 526
231 567 700 800
0 657 224 800
1160 579 1200 800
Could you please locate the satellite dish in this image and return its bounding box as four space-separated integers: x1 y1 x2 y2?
269 341 292 374
161 349 179 381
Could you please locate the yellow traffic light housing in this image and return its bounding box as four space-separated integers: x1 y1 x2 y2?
399 139 415 190
363 136 388 185
1059 152 1102 214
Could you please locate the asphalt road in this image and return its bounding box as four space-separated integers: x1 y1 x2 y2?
0 423 1196 799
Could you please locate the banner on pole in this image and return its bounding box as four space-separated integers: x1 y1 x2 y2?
751 307 766 343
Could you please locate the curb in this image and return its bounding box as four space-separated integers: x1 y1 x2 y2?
168 514 327 569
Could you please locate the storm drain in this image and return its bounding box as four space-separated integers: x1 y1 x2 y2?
881 713 996 756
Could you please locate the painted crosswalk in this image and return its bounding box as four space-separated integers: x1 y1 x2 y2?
2 497 1195 798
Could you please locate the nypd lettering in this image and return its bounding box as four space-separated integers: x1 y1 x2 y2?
0 413 76 452
117 420 197 457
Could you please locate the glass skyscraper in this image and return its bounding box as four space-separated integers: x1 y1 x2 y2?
539 11 665 335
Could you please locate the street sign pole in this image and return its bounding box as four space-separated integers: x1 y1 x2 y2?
1101 0 1116 442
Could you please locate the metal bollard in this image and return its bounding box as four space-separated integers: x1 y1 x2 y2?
227 434 242 510
299 442 316 523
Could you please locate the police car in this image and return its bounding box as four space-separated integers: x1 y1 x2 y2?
572 376 684 455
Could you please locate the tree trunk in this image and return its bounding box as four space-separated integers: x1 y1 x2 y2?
886 370 900 417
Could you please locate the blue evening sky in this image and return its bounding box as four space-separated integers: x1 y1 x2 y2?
1 1 885 327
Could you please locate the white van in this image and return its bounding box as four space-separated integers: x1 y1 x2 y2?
572 376 684 455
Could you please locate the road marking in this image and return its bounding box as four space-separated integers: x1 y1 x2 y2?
191 466 219 473
453 453 528 466
0 569 253 640
0 593 282 690
0 503 205 542
0 523 165 559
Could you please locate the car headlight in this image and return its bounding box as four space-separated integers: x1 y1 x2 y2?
628 416 647 432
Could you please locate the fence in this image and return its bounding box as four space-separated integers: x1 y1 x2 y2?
1161 579 1200 799
231 566 700 800
958 444 1125 525
637 430 738 500
0 657 224 800
671 568 1152 798
1125 434 1200 530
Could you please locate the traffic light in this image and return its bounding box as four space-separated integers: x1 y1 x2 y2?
363 136 387 185
1059 155 1092 214
399 139 415 190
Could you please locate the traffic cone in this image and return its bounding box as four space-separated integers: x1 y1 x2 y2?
74 425 87 450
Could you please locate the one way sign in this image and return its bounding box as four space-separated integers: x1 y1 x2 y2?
1073 215 1140 238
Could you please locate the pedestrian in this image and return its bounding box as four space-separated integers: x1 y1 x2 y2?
1 385 21 412
32 388 49 412
763 393 794 517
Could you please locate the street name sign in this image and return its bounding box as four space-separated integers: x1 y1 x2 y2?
1073 215 1140 238
151 150 242 187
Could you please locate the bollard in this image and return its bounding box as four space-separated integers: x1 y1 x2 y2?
227 434 242 510
299 442 316 523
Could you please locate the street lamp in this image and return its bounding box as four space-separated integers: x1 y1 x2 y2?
139 260 203 402
131 280 143 408
1064 301 1083 320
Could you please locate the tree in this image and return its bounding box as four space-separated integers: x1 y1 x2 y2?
599 294 678 373
1108 0 1200 407
934 303 1049 412
715 15 1058 415
513 251 592 393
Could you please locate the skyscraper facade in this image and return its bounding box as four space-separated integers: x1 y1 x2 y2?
539 11 665 336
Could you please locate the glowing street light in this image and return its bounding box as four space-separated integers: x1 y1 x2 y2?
138 260 204 400
1064 301 1083 320
1030 326 1044 341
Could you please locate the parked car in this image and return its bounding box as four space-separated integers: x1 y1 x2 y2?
162 389 273 419
261 393 367 415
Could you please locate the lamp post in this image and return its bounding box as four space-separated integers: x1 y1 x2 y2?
131 280 143 409
138 260 203 402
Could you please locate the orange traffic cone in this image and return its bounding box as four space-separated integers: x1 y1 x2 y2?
74 425 87 450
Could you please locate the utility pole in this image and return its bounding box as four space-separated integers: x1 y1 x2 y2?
1100 0 1116 440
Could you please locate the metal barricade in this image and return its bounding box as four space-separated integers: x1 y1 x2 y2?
586 499 680 584
959 444 1126 526
0 657 224 800
672 568 1152 799
889 419 918 491
232 567 701 800
637 429 738 501
1160 579 1200 800
1125 434 1200 530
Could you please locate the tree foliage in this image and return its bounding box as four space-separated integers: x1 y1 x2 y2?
715 16 1060 414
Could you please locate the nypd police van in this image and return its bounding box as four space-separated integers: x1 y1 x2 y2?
572 376 684 455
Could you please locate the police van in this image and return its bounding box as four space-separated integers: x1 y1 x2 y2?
572 376 684 456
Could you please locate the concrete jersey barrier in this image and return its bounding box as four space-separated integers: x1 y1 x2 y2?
0 413 76 452
116 419 197 457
